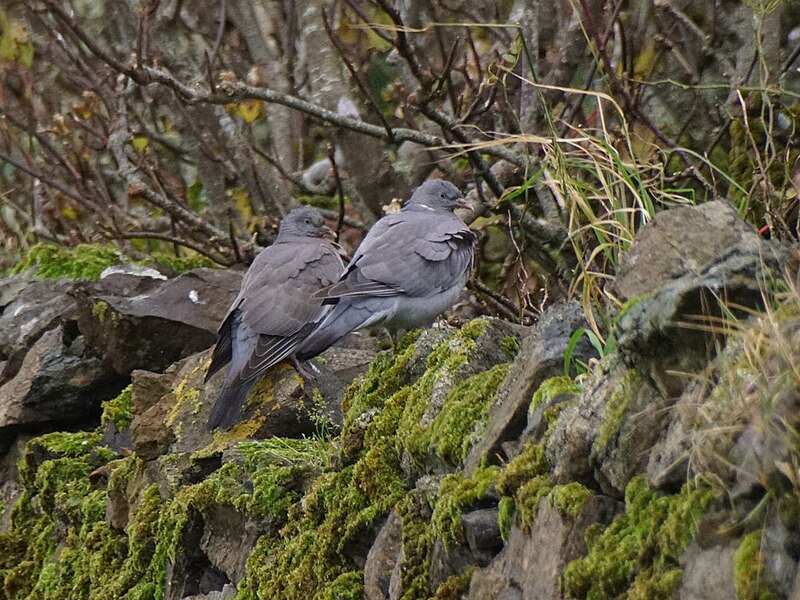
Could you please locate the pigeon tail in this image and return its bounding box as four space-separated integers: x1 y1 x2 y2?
208 378 255 430
296 302 381 361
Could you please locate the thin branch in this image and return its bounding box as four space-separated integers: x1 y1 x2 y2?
208 0 227 68
327 144 346 242
0 149 97 211
343 0 393 45
111 230 234 266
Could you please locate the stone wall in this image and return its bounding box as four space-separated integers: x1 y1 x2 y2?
0 202 798 599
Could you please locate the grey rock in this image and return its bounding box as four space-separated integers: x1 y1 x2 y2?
679 539 738 600
466 496 619 600
0 326 125 438
364 511 403 600
0 435 29 531
760 515 799 597
74 268 242 375
131 366 180 461
429 508 503 593
591 372 667 496
200 503 273 584
465 301 593 475
614 200 762 301
614 200 791 400
0 273 76 384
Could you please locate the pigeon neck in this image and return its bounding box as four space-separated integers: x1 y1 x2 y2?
404 203 445 214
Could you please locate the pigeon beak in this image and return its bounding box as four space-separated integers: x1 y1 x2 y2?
321 224 337 240
455 197 472 211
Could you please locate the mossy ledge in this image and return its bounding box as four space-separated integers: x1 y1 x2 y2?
0 313 770 599
10 242 215 281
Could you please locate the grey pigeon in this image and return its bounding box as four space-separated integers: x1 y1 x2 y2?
206 207 344 429
296 179 474 361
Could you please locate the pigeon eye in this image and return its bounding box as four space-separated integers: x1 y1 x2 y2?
439 192 446 199
304 218 311 225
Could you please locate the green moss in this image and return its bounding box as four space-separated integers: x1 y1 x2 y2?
498 496 515 543
734 530 778 600
500 335 521 358
101 385 133 431
12 243 122 280
26 431 104 458
92 299 110 323
297 194 340 210
549 482 593 518
408 362 511 466
529 375 579 417
496 439 550 497
0 430 122 600
142 251 216 273
563 476 716 599
432 565 475 599
432 466 500 547
11 242 217 282
593 369 640 455
316 571 364 599
515 475 553 528
396 490 435 600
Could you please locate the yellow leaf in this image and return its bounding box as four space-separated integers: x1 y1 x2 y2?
228 187 254 228
132 135 149 153
234 100 263 123
73 91 100 121
470 215 503 230
62 205 79 220
0 10 34 67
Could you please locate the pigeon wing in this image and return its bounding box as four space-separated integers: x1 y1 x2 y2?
226 241 343 383
319 211 474 301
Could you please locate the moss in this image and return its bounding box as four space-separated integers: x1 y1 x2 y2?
431 466 500 547
297 194 340 211
407 362 511 466
12 243 122 280
500 335 521 358
11 242 216 282
396 490 435 600
498 496 515 543
316 571 364 599
593 369 640 455
233 321 499 599
563 476 716 599
101 385 133 431
432 565 475 599
549 482 593 519
496 439 550 496
515 475 553 528
734 530 778 600
142 251 216 273
0 430 122 600
92 299 110 323
529 375 580 416
26 431 105 458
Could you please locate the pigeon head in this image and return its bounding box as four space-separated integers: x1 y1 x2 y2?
278 207 333 239
405 179 468 212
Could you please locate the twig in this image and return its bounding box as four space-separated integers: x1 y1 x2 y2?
112 230 234 265
208 0 227 68
575 0 714 194
0 149 97 211
343 0 393 45
327 144 346 242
